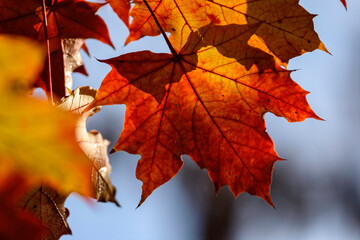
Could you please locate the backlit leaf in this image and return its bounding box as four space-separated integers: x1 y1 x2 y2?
0 94 93 195
0 35 44 91
109 0 131 27
0 0 112 98
0 35 93 196
126 0 206 50
88 23 320 206
127 0 327 65
0 0 112 46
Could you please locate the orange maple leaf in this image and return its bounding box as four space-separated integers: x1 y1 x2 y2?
126 0 327 65
109 0 131 27
125 0 206 50
87 23 320 206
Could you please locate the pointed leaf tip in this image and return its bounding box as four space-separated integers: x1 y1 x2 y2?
340 0 347 9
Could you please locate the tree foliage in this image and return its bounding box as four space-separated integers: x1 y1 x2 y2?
0 0 347 239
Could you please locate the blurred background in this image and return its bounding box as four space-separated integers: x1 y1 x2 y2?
61 0 360 239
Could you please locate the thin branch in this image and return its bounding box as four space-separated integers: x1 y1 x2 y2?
42 0 54 104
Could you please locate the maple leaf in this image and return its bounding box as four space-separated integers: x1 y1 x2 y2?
0 175 44 240
109 0 131 27
0 94 94 195
0 35 93 196
87 22 320 206
0 0 112 45
0 35 44 91
19 186 71 240
58 87 119 205
0 1 41 38
35 0 113 46
10 86 120 240
126 0 327 65
0 0 112 98
125 0 206 49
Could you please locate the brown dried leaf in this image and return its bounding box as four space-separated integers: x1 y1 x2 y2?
63 38 87 91
58 87 119 205
0 175 44 240
19 186 70 240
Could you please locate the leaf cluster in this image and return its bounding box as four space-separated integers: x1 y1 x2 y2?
0 0 347 239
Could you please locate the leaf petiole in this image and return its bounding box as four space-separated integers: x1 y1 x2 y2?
42 0 54 104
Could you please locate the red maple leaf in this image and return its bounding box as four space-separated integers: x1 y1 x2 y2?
0 0 112 98
0 0 112 44
109 0 131 27
87 22 320 206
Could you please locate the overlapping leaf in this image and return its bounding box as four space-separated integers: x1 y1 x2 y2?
0 0 334 215
0 0 112 98
0 1 40 38
0 35 44 90
8 86 119 240
19 186 71 240
125 0 207 50
58 87 119 205
0 35 93 196
88 22 320 206
109 0 131 27
36 38 87 98
205 0 328 64
126 0 327 65
63 39 87 91
0 35 96 239
0 0 112 45
0 94 94 195
0 176 44 240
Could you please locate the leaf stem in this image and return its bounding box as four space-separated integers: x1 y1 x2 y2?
42 0 54 104
142 0 178 57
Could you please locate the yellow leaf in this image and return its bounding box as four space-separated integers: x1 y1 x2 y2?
0 35 93 196
0 95 93 195
0 35 44 92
